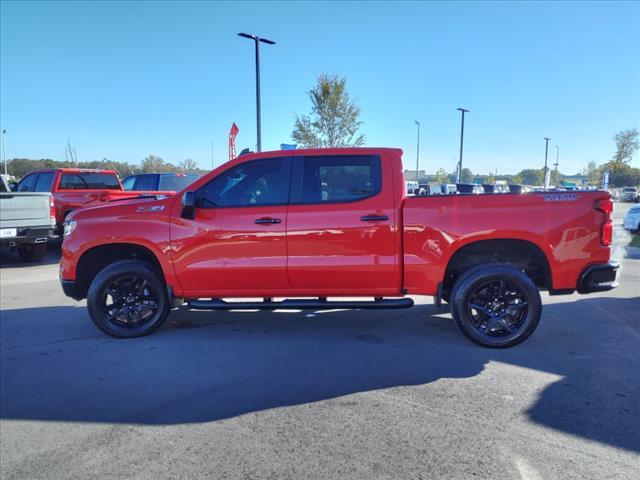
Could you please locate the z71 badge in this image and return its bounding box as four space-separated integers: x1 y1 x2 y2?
136 205 165 213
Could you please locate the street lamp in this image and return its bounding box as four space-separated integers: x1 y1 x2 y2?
238 32 276 153
1 129 7 177
543 137 551 189
414 120 420 181
456 108 469 183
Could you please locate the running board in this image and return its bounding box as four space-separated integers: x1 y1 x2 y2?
187 298 414 311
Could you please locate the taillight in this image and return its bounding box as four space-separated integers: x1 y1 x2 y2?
601 220 612 246
595 198 613 215
49 197 56 223
595 197 613 246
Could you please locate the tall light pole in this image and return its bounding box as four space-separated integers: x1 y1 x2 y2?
2 129 7 177
554 145 559 172
456 108 469 183
414 120 420 181
543 137 551 189
238 32 275 153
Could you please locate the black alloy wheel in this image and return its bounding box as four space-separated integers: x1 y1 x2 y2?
101 275 160 329
87 260 171 338
450 263 542 348
466 279 529 337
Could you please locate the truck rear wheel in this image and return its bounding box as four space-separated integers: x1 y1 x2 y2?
450 263 542 348
18 243 47 263
87 260 170 338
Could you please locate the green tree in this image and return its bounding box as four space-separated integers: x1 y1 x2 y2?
582 160 599 185
610 128 639 170
292 74 365 148
607 165 640 187
517 168 544 186
179 158 199 172
435 168 448 183
140 155 174 173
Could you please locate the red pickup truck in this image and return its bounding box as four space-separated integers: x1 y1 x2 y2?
60 148 618 347
15 168 172 231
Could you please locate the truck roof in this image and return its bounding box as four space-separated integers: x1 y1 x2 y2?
26 168 119 175
237 147 404 160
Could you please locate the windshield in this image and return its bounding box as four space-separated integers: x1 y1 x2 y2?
623 187 637 192
158 174 199 191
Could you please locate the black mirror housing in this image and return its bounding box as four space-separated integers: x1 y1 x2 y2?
181 191 196 219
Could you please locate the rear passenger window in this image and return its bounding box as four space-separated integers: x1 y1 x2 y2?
34 172 54 192
133 175 157 191
299 155 381 203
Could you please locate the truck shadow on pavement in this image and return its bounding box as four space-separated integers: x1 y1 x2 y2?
1 297 638 452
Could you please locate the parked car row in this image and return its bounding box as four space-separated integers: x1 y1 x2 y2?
1 169 202 262
407 182 533 196
0 175 57 262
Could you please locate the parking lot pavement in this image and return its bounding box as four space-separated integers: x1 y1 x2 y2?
1 205 639 480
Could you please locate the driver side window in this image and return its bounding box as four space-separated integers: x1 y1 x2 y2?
198 157 290 208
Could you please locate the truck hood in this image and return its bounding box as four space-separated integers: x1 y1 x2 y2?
66 195 177 222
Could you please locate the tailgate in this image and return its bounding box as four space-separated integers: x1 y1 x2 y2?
0 193 52 228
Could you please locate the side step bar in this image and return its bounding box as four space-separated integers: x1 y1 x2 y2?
187 297 414 311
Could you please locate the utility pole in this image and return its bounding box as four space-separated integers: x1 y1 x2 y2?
543 137 551 190
2 129 7 177
414 120 420 181
238 32 276 152
456 108 469 183
554 145 559 172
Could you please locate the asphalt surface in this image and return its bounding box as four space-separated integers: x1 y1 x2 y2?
1 203 639 480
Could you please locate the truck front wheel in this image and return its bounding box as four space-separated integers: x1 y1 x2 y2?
450 263 542 348
87 260 170 338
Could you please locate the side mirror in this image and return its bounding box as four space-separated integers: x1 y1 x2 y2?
9 182 17 192
181 191 196 219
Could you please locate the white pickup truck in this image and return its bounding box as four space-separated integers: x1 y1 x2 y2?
0 175 57 262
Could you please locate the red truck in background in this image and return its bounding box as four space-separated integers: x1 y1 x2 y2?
15 168 174 231
59 148 618 347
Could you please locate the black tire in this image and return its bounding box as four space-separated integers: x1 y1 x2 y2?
17 243 47 262
87 260 170 338
450 263 542 348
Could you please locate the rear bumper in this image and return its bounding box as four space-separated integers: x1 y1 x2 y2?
0 226 57 245
577 261 619 294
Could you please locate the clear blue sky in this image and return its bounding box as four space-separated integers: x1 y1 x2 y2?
1 0 639 175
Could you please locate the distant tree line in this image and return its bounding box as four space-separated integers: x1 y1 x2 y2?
414 129 639 188
5 155 207 180
412 167 564 186
581 128 640 187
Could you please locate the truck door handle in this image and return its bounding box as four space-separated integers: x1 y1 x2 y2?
360 215 389 222
254 217 281 224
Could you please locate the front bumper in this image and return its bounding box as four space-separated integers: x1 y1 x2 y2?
577 261 619 294
60 279 83 301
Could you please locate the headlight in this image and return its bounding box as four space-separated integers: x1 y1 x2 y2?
63 220 77 238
